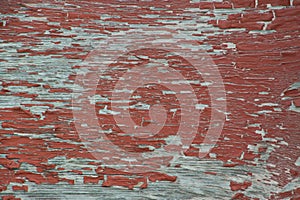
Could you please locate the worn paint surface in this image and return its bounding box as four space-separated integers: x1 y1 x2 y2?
0 0 299 199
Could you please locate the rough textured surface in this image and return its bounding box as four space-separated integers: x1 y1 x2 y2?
0 0 299 199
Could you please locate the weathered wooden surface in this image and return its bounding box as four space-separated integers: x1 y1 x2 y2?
0 0 300 199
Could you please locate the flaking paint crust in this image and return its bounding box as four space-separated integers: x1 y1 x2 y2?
0 0 299 199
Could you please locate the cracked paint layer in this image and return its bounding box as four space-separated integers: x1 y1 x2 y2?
0 0 299 199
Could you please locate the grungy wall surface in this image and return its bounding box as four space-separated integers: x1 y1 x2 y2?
0 0 300 199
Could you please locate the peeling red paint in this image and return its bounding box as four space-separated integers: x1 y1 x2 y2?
0 0 299 199
83 176 104 184
102 176 147 190
12 185 28 192
2 196 21 200
230 181 252 191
